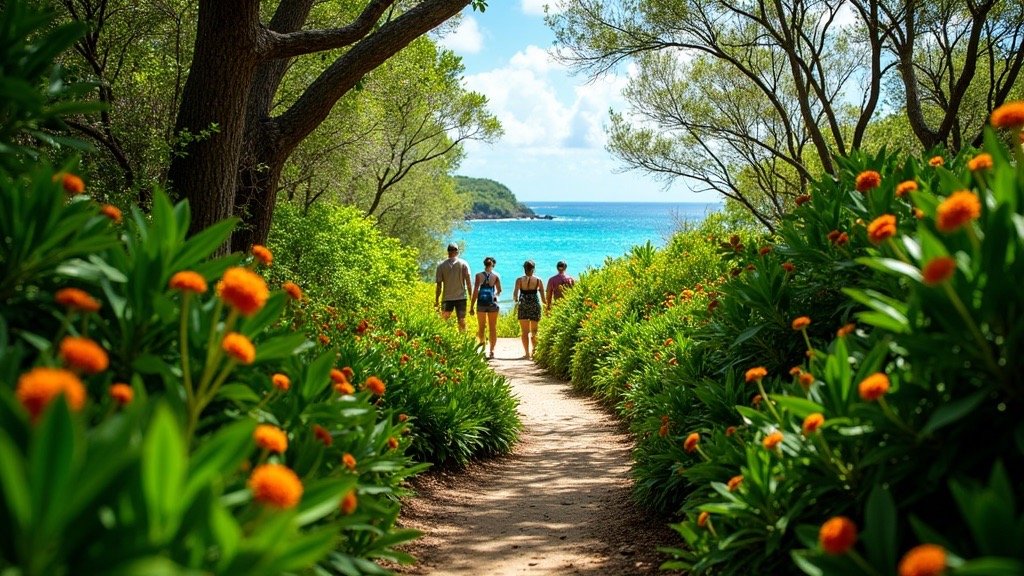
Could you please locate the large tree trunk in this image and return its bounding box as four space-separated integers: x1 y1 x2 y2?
167 0 471 251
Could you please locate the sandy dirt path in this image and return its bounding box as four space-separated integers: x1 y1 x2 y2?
397 337 682 576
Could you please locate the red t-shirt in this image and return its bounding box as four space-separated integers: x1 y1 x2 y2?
546 273 575 300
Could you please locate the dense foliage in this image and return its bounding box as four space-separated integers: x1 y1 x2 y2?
536 111 1024 574
456 175 536 219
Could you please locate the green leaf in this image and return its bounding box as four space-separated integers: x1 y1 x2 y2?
141 404 186 543
863 485 896 570
0 429 31 531
216 383 262 404
920 389 988 436
169 217 238 273
255 333 310 363
302 349 336 401
295 477 355 526
771 396 823 419
30 397 78 536
239 292 286 337
184 420 254 505
856 256 923 282
955 558 1024 576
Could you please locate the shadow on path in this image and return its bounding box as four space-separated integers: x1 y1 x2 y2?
397 338 683 576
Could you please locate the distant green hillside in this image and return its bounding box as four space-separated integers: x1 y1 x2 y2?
455 176 538 219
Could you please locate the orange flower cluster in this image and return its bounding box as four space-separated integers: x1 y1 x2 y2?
55 287 101 312
271 373 290 391
217 267 269 316
109 383 134 406
827 230 849 246
222 332 256 364
100 204 123 223
794 194 811 206
819 516 858 554
251 245 273 266
330 368 347 384
745 366 767 383
936 191 981 232
781 262 796 273
799 372 815 388
922 256 956 285
59 173 85 194
898 544 947 576
928 156 944 167
855 170 881 192
17 367 86 420
365 376 386 396
758 246 772 256
248 463 303 509
169 271 208 294
967 153 993 172
762 431 784 450
282 281 302 300
895 180 918 198
342 366 355 381
791 316 811 330
858 372 890 401
335 380 355 395
313 424 332 446
802 413 824 435
725 426 737 436
697 511 710 527
990 101 1024 129
867 214 898 244
683 432 700 453
60 337 109 374
387 437 399 450
340 490 358 515
342 453 357 471
254 424 288 453
726 475 743 491
836 323 856 337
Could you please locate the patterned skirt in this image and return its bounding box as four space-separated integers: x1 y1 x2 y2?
517 294 541 321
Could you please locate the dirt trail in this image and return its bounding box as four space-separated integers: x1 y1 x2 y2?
398 337 682 576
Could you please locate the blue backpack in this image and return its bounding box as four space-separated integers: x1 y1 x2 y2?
478 273 496 306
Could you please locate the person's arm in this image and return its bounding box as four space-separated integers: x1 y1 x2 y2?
434 265 443 307
495 276 503 298
512 277 520 303
537 278 546 312
545 277 554 308
469 273 480 314
463 265 472 298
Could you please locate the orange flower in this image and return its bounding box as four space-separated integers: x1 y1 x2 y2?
837 323 856 337
60 173 85 194
752 394 763 407
867 214 898 244
936 191 981 232
898 544 947 576
169 271 208 294
990 101 1024 129
802 413 825 435
745 366 768 383
913 207 925 219
60 337 109 374
55 287 101 313
928 156 944 167
248 463 303 509
781 262 796 273
697 511 710 527
855 170 881 192
683 432 700 453
799 372 815 387
726 475 743 491
967 153 993 172
216 267 269 316
398 413 409 423
791 316 811 330
763 431 784 449
387 437 399 450
658 424 669 438
335 381 355 395
251 245 273 266
342 453 357 471
836 232 849 245
922 256 956 285
895 180 918 198
16 367 86 420
342 366 355 381
758 246 772 256
795 194 811 206
313 424 333 446
330 368 348 384
254 424 288 453
365 376 386 396
789 366 802 376
819 516 858 555
222 332 256 364
858 372 891 401
340 490 358 515
271 373 290 391
109 383 134 406
827 230 842 243
318 334 330 346
282 281 302 300
99 204 122 223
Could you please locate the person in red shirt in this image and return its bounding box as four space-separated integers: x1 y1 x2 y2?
545 261 575 310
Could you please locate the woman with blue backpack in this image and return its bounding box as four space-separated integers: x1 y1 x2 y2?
469 256 503 359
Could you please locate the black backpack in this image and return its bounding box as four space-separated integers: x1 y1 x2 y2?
478 273 496 306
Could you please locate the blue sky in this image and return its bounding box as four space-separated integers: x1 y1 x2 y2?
433 1 705 203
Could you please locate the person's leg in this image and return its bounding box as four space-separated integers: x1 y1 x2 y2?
440 301 453 321
486 311 498 357
518 319 530 358
454 299 467 332
529 320 539 356
476 310 486 347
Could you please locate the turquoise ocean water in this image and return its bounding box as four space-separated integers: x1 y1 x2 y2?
448 202 721 294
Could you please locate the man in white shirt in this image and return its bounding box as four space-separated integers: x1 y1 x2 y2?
434 242 473 331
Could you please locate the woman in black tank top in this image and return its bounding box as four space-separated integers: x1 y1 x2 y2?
513 260 545 359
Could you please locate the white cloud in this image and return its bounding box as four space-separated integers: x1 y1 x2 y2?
521 0 564 16
437 16 484 54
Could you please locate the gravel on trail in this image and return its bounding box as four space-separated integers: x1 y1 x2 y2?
395 337 684 576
